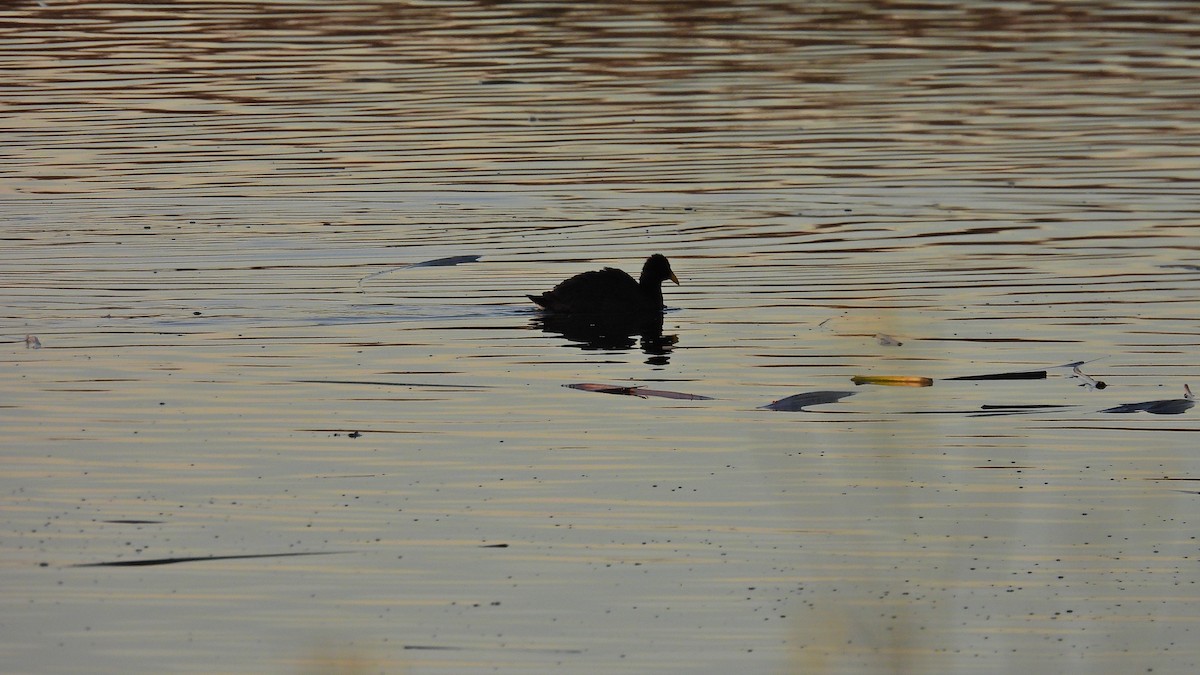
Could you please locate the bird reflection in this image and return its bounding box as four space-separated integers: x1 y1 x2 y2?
531 312 678 364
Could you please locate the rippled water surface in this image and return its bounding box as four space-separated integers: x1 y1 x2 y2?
4 1 1200 673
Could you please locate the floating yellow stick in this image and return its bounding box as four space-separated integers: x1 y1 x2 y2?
851 375 933 387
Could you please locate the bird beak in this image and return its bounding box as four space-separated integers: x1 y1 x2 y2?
669 272 680 285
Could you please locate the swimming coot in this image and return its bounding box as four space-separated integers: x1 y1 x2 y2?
527 254 679 315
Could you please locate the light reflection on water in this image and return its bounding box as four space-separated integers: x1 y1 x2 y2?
3 1 1200 673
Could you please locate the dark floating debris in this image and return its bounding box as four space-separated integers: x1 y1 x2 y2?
900 406 1072 417
1055 359 1107 368
564 383 712 400
763 391 856 412
875 333 902 346
72 551 346 568
403 644 583 654
851 375 933 387
358 254 481 286
945 370 1047 381
568 383 640 396
1155 478 1200 494
405 254 482 268
1101 384 1193 415
624 387 711 401
979 404 1071 410
294 379 491 389
947 359 1108 388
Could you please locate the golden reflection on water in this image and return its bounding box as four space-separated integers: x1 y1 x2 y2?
3 1 1199 196
3 1 1200 674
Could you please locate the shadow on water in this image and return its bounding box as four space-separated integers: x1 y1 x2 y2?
530 312 678 364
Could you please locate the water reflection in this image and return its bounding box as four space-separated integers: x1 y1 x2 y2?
6 1 1200 673
531 312 678 364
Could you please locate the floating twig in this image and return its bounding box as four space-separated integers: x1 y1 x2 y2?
944 370 1046 381
72 551 347 568
564 383 712 400
1053 356 1109 369
979 404 1071 410
851 375 933 387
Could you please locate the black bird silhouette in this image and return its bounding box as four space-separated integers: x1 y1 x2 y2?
527 254 679 315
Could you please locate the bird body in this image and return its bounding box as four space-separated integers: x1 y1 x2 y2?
528 254 678 316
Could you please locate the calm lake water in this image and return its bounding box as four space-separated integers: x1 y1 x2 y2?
4 1 1200 673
